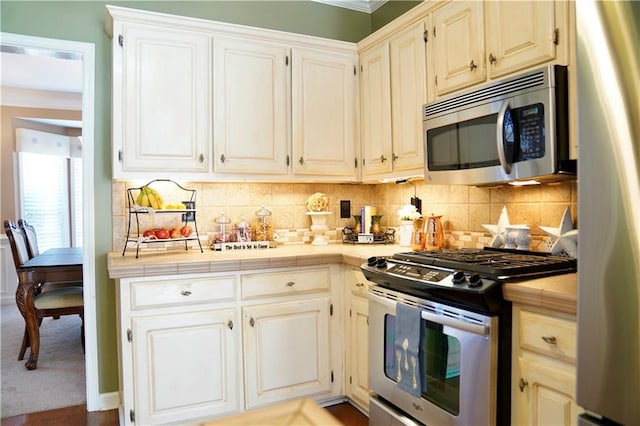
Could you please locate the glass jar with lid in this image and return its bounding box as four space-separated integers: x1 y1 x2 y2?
252 206 273 241
214 211 233 242
235 216 251 242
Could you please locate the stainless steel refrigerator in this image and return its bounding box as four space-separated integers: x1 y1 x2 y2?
576 1 640 425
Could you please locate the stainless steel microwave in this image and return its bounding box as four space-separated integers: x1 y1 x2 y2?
423 65 576 186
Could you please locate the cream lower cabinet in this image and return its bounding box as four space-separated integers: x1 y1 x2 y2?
129 309 240 425
511 305 583 425
116 266 340 425
344 268 370 412
240 266 338 409
117 274 240 425
243 298 332 409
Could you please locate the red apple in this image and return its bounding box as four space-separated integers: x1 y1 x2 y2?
180 225 193 237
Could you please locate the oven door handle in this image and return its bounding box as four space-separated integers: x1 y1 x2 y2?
421 311 489 336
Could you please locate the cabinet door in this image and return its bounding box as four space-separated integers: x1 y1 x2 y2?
243 298 332 409
213 37 290 175
348 296 370 411
389 20 427 173
432 1 485 96
115 23 210 176
130 309 240 425
515 357 582 426
360 43 393 177
291 47 358 179
485 1 558 79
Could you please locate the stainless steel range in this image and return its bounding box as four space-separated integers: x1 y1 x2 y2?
362 248 576 426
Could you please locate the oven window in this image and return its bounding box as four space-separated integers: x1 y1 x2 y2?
384 314 461 415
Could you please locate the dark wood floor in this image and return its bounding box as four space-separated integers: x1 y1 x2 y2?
1 402 367 426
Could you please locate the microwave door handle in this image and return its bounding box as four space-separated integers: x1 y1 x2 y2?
496 100 512 174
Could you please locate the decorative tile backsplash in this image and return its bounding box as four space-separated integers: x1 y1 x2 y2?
111 180 577 252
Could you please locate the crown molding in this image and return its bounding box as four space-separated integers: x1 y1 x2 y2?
311 0 388 14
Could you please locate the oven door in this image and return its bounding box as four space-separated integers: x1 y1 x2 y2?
368 286 498 426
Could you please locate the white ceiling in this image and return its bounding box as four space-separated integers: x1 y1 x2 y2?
1 50 83 93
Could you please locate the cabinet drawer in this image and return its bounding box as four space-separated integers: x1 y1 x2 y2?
130 276 236 310
241 268 329 299
519 309 576 363
350 269 369 297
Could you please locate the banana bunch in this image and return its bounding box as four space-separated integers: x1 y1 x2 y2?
136 186 165 210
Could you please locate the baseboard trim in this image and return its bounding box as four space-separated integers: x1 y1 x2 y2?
98 391 120 411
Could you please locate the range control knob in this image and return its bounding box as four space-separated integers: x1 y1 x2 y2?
376 258 388 268
367 256 378 267
468 273 483 288
452 271 466 284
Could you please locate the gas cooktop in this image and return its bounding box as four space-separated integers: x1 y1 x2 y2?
393 247 577 280
361 247 577 314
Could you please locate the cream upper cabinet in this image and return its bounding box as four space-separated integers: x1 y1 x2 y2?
431 1 485 97
485 0 561 79
389 21 428 174
111 21 211 179
429 0 570 99
291 47 358 180
360 20 427 181
511 305 584 426
213 37 290 175
360 43 392 177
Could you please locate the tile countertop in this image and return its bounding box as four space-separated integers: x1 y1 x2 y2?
107 242 402 279
502 273 577 315
107 243 577 314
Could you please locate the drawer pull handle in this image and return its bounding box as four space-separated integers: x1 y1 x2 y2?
249 317 255 327
355 282 365 287
542 336 557 345
519 378 529 392
286 281 296 287
181 290 192 296
227 320 233 330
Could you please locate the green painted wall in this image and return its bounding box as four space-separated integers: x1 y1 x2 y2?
0 0 403 397
372 0 422 32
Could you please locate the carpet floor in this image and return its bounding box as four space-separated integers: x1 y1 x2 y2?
1 303 86 418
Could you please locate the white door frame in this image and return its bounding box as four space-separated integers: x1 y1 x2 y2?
1 32 99 411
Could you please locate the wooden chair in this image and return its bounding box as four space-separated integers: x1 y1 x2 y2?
4 219 85 361
18 218 41 258
17 219 80 292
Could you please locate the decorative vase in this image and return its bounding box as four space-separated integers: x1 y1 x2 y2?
425 214 444 250
353 215 361 234
398 220 414 247
306 211 331 246
371 215 383 235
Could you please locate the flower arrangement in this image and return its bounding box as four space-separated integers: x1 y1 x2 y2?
306 192 330 212
397 204 421 221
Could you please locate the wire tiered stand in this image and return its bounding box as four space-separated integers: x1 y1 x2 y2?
122 179 203 258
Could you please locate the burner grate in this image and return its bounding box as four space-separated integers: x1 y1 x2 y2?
393 247 576 280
